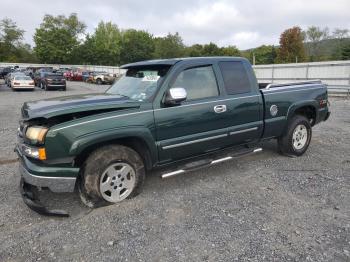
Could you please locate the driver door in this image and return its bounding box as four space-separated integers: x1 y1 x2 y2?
154 63 229 163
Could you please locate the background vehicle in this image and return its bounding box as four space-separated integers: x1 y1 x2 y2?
16 57 330 216
10 75 35 91
6 71 26 87
40 72 66 91
33 68 53 87
82 71 92 82
0 67 14 79
91 72 116 85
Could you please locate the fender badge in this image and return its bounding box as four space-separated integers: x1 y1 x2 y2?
270 105 278 116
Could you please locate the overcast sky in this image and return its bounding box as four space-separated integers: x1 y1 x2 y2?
2 0 350 49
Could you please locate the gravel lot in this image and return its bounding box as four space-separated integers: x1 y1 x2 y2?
0 80 349 262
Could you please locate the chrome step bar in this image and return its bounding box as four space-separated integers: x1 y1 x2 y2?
161 148 263 179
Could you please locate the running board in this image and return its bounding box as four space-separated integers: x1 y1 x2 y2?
161 147 262 179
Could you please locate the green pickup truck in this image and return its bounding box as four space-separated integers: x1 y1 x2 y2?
16 57 330 216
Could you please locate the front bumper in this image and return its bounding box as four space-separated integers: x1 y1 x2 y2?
15 145 78 192
16 144 78 217
19 162 77 192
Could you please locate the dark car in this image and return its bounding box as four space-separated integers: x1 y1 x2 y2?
40 72 66 91
0 67 14 79
33 68 53 88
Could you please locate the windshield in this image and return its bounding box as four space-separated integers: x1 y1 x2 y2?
106 65 171 101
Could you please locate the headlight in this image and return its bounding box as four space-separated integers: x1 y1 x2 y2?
22 144 46 160
25 126 48 144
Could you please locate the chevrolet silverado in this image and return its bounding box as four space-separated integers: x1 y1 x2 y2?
16 57 330 216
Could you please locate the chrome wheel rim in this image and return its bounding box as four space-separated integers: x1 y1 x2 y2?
292 124 308 150
99 162 136 203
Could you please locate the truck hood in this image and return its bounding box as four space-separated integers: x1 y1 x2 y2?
22 93 142 120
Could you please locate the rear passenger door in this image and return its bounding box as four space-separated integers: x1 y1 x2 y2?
216 61 263 146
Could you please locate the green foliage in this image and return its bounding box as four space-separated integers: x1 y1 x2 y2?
341 44 350 60
304 26 330 61
276 26 306 63
34 13 86 64
153 32 185 59
78 22 121 65
119 29 155 64
0 18 36 62
185 43 240 57
243 45 277 65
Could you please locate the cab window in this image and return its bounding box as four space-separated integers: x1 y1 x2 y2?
171 66 219 100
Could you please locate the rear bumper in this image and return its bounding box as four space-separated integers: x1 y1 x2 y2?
12 86 34 89
47 84 66 89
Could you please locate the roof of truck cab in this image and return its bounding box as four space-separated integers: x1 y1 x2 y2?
120 57 248 69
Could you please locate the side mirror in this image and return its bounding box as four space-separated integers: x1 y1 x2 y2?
164 87 187 105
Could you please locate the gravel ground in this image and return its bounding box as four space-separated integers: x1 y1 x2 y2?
0 80 349 262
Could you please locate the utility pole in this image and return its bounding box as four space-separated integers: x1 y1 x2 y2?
295 56 298 63
253 53 256 65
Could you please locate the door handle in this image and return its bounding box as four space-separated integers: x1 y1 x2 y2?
214 105 227 113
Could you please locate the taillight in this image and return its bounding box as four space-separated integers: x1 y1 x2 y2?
29 82 34 85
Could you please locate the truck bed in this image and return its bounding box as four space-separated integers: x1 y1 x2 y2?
259 80 328 139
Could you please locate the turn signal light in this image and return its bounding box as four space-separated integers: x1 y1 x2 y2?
38 148 47 160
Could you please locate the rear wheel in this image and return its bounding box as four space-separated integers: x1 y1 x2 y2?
79 145 145 208
278 115 312 157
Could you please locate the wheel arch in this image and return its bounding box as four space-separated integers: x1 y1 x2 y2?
286 101 318 126
73 131 157 171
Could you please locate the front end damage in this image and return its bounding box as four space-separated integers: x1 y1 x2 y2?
20 178 69 217
16 144 78 217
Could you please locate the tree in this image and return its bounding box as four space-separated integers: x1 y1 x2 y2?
341 44 350 60
276 26 306 63
185 44 204 57
120 29 154 64
34 13 86 64
77 21 121 65
250 45 277 65
0 18 36 62
153 32 185 59
201 42 222 56
331 28 350 60
220 46 241 56
304 26 330 61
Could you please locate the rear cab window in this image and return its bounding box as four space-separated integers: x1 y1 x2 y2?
218 61 252 95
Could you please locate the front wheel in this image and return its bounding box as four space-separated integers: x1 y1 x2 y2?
79 145 145 208
278 115 312 157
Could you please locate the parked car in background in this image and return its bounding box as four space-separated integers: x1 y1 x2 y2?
81 71 92 82
64 68 83 81
40 72 66 91
91 72 116 85
6 71 26 87
10 75 35 91
0 67 14 79
33 68 53 87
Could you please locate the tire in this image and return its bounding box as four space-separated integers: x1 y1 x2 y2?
278 115 312 157
96 78 102 85
79 145 145 208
